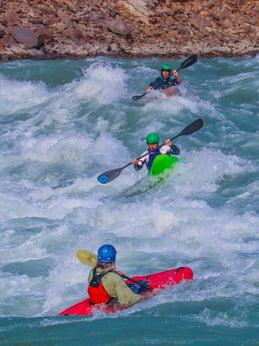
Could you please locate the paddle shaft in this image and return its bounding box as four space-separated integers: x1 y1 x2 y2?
118 273 152 291
133 118 203 164
132 77 167 101
77 250 151 291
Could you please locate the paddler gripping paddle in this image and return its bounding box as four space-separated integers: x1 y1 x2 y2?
77 249 152 291
132 54 197 101
97 118 204 184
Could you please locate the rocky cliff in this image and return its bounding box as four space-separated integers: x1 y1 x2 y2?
0 0 258 61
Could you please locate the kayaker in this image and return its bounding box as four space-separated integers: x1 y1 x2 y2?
87 244 150 307
132 132 180 171
146 64 182 94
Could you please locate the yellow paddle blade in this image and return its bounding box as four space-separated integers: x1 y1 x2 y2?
77 250 97 267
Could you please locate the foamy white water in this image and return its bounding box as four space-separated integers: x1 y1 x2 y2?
0 56 258 344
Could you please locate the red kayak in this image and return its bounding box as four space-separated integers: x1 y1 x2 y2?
59 266 193 316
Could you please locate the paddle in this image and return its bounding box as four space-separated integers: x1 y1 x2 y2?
97 118 203 184
77 249 152 291
132 54 197 101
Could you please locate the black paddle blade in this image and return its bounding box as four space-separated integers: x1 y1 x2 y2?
97 167 124 184
178 118 203 137
132 92 146 101
132 95 141 101
178 55 197 70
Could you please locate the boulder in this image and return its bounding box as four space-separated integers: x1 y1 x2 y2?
63 0 77 13
118 0 152 24
57 9 72 27
11 25 43 49
4 10 21 26
106 19 132 36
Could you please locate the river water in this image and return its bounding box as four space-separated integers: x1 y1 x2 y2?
0 55 258 345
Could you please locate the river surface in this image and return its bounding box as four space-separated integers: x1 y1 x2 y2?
0 55 258 345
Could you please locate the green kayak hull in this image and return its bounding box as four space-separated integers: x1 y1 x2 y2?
150 155 179 176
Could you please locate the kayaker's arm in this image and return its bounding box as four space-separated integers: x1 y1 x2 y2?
146 77 163 93
102 272 142 307
132 151 149 170
162 139 180 155
132 159 143 170
172 69 182 84
148 75 180 91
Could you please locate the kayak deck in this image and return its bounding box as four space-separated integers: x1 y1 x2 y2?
150 155 179 177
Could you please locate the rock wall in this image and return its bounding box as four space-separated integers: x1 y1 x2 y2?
0 0 258 61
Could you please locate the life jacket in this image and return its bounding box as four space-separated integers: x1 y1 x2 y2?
88 268 112 305
147 149 161 170
151 77 177 90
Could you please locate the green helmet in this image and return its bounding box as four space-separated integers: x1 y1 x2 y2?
161 64 171 73
146 133 160 144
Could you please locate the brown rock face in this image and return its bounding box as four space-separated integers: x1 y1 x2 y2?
12 25 43 49
0 0 258 61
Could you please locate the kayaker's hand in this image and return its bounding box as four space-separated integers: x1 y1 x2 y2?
172 69 181 83
164 139 172 146
146 86 152 93
131 158 139 165
172 69 179 78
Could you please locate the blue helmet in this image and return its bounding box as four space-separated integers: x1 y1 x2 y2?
98 244 117 263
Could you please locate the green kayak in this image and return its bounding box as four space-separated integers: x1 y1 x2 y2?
150 154 179 177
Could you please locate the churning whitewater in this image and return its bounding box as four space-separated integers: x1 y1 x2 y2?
0 56 258 344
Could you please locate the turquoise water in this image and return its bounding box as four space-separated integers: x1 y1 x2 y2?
0 55 258 345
